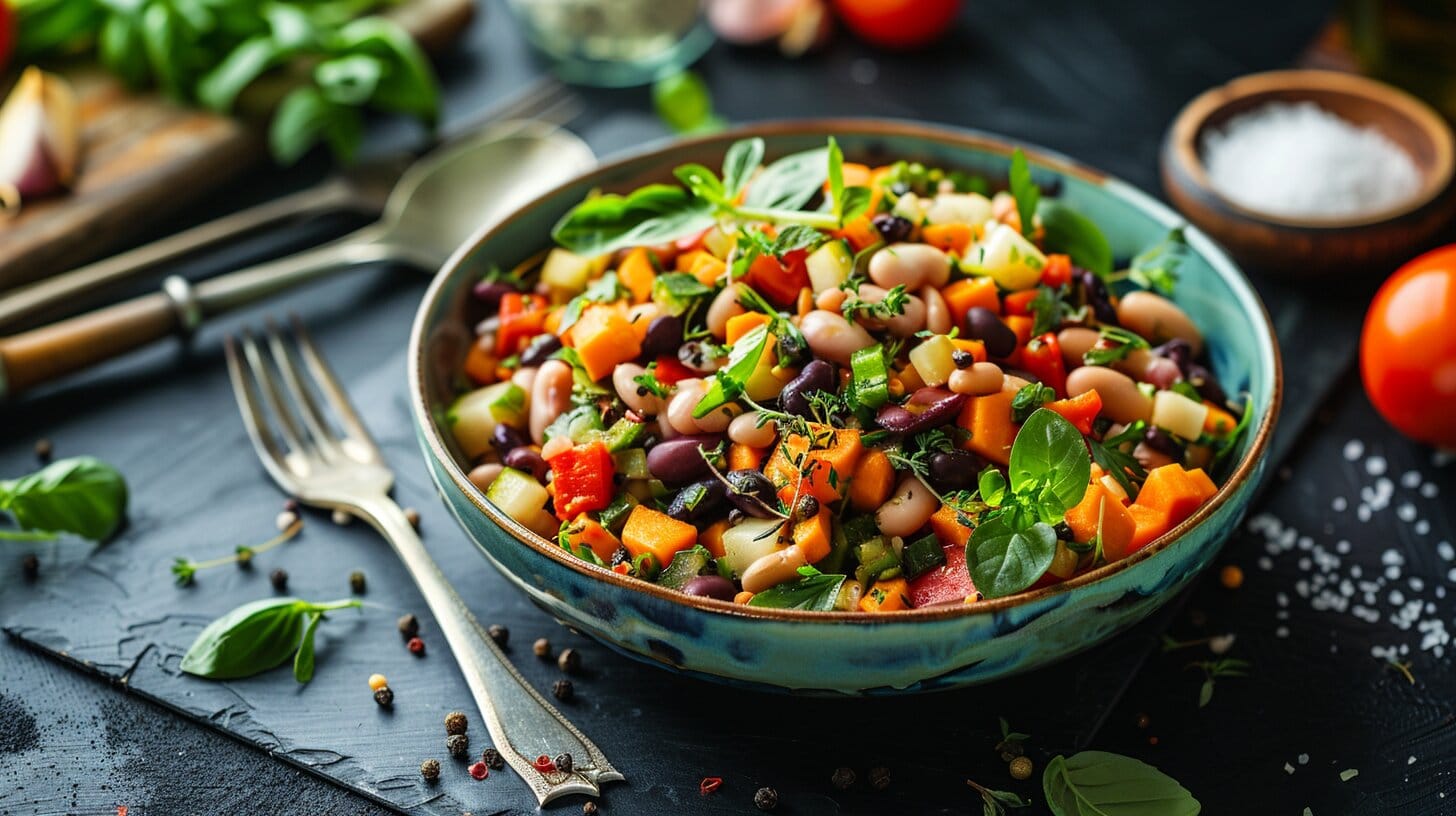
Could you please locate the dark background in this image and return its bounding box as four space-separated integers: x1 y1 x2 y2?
4 0 1455 814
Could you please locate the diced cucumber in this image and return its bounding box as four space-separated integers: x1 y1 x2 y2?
651 272 712 316
611 448 651 480
484 467 550 524
449 382 524 458
659 545 715 589
721 518 786 577
902 533 947 580
805 240 854 293
854 537 901 587
1152 390 1208 441
544 404 604 444
592 417 648 452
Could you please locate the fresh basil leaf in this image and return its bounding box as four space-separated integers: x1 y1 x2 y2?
1128 227 1188 296
652 70 723 134
1008 408 1092 516
1008 148 1039 238
314 54 382 107
197 35 284 111
693 324 769 419
1038 200 1113 277
1011 383 1056 424
270 85 362 165
0 457 128 541
841 186 873 223
98 13 149 88
827 135 846 219
1043 751 1201 816
978 467 1007 507
747 570 846 611
744 147 829 211
722 137 764 198
674 163 726 203
966 516 1057 599
327 18 439 123
292 611 323 683
553 185 717 257
770 225 826 255
140 3 182 99
181 598 310 680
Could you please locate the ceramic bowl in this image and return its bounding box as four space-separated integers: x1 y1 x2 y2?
409 120 1282 694
1162 70 1456 277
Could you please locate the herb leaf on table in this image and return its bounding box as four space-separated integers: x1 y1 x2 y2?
1042 751 1200 816
0 457 128 542
181 597 362 683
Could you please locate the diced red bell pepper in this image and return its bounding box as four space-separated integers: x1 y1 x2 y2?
747 253 809 307
548 441 616 520
653 355 697 384
1002 289 1039 317
907 543 978 608
1040 253 1073 288
1045 389 1102 435
495 293 550 357
1021 332 1067 398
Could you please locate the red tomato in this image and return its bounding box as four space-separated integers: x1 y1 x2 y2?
832 0 961 49
0 1 12 73
1360 245 1456 449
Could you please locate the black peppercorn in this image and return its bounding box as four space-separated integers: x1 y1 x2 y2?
447 733 470 759
481 747 504 770
533 637 552 658
404 507 422 530
552 679 574 701
270 568 288 592
868 766 890 790
831 767 856 789
557 648 581 674
553 752 573 774
444 711 469 735
34 438 53 463
582 803 598 815
349 570 366 594
283 498 300 513
21 553 39 581
420 759 441 782
952 350 975 369
373 687 394 707
487 624 509 647
398 614 420 639
794 495 819 522
753 786 778 811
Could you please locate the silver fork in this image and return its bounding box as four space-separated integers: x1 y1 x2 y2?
224 316 623 805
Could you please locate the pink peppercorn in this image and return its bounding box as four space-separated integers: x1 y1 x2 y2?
407 637 426 656
469 762 489 780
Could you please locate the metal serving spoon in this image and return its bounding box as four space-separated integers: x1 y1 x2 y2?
0 120 596 399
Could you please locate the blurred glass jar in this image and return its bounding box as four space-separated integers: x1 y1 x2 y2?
509 0 713 87
1346 0 1456 120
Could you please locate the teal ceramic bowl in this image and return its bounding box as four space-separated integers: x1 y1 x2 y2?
408 120 1282 694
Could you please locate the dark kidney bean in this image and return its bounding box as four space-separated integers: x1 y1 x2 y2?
641 315 683 360
927 451 984 494
724 469 781 518
492 423 529 455
1143 426 1184 457
666 479 729 524
1142 357 1182 390
1186 364 1227 406
646 435 723 485
875 388 968 434
872 213 913 244
780 360 836 417
965 307 1017 358
519 334 563 367
472 281 517 308
504 447 548 481
1077 269 1118 325
681 575 738 602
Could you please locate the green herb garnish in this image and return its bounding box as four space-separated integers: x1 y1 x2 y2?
1038 200 1113 277
651 70 724 134
1126 227 1188 296
1083 325 1151 367
180 596 363 683
0 457 128 542
1042 751 1200 816
967 778 1031 816
748 565 846 611
841 283 909 322
1008 148 1040 237
1188 657 1249 708
1010 382 1056 424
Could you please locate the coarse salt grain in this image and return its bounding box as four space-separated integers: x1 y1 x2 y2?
1367 456 1388 477
1344 440 1364 461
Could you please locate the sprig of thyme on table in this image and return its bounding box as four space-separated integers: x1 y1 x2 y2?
172 518 303 586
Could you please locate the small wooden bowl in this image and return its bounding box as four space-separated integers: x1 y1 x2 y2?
1162 70 1456 278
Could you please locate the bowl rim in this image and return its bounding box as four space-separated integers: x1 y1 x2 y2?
1166 69 1456 230
408 117 1284 623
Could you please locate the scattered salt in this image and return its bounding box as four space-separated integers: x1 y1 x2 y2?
1415 520 1430 536
1298 753 1310 765
1284 762 1296 775
1344 440 1365 461
1439 541 1454 562
1332 496 1347 512
1339 768 1359 782
1421 483 1439 499
1367 457 1388 477
1397 503 1418 522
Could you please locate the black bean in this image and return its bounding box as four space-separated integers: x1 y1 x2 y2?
472 281 517 308
492 423 529 456
646 435 723 486
927 451 985 494
1186 364 1228 406
504 447 548 481
780 360 836 417
724 469 780 519
1151 338 1193 376
666 479 729 524
872 213 913 243
681 575 737 601
875 388 968 434
641 315 683 360
1078 268 1118 325
519 334 562 367
1143 426 1184 456
965 307 1017 358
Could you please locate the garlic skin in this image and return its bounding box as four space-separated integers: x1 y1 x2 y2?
708 0 830 55
0 67 81 202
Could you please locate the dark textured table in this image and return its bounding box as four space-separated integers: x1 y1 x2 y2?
4 1 1455 814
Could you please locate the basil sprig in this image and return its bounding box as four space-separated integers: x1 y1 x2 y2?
746 566 845 611
1008 148 1040 238
0 457 128 542
181 597 362 683
1043 751 1200 816
966 409 1091 598
1038 200 1113 278
693 324 770 420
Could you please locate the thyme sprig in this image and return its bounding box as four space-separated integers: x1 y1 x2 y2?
842 284 909 322
966 778 1031 815
1187 657 1250 708
172 518 303 586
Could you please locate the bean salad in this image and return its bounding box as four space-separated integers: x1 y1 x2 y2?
450 138 1250 611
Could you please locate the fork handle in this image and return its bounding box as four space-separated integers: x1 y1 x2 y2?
354 497 624 805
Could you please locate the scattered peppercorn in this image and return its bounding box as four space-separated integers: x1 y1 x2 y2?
557 648 581 674
270 568 288 592
868 766 891 791
488 624 509 647
554 753 574 774
21 554 39 581
794 495 819 521
1009 756 1033 780
1219 564 1244 590
582 802 598 815
700 777 724 795
398 614 420 639
332 509 352 526
753 786 778 811
373 687 394 707
275 510 299 532
420 759 441 782
468 761 489 780
349 570 367 594
447 734 470 759
481 747 504 770
283 498 300 513
404 507 422 530
444 711 469 735
533 755 556 773
407 637 426 656
34 438 53 463
552 679 574 701
952 350 975 369
368 673 388 691
831 767 856 790
1135 712 1151 729
533 638 552 658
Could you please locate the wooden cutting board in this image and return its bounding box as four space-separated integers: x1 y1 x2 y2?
0 0 475 293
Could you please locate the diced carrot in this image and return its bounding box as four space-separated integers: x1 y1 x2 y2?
941 277 1000 324
1203 401 1238 436
726 311 773 345
675 249 710 272
765 425 863 504
1063 482 1137 561
921 223 975 255
543 306 564 336
1003 314 1034 348
951 339 988 362
1046 389 1102 435
1137 464 1205 526
1184 467 1218 502
792 509 833 563
928 503 971 549
859 577 911 612
621 505 698 566
617 247 656 303
958 390 1016 465
847 448 894 512
571 304 642 382
689 253 727 285
835 215 882 253
1126 502 1173 552
463 338 497 386
1040 253 1073 288
727 442 766 472
699 519 730 558
1003 289 1038 316
564 514 622 562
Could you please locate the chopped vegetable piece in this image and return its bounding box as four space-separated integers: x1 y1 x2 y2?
958 390 1016 465
621 505 699 567
847 448 895 512
551 442 616 520
858 577 911 612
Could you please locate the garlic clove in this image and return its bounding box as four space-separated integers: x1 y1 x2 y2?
708 0 804 45
0 67 81 200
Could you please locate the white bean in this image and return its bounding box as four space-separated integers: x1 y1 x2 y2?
1056 328 1099 368
876 474 938 537
729 411 777 448
948 361 1004 396
529 360 573 444
667 379 707 436
799 309 876 365
467 463 503 493
741 546 808 593
1065 365 1152 424
868 243 950 290
921 286 952 335
613 363 665 416
706 283 748 339
1117 291 1203 355
511 367 537 413
815 288 847 312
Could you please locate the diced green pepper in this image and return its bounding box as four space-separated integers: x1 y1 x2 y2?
854 537 901 587
901 533 947 580
598 493 639 533
850 344 890 409
543 404 604 444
